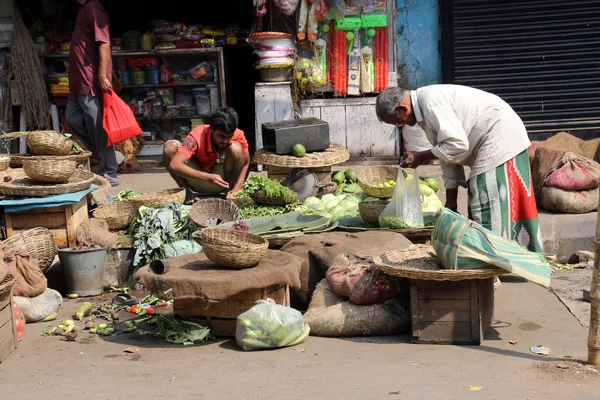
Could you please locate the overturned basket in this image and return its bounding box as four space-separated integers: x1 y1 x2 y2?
358 166 405 198
27 130 75 156
190 198 242 228
2 228 57 273
134 188 186 209
195 228 268 268
358 200 390 226
23 158 78 183
92 200 137 230
250 190 297 206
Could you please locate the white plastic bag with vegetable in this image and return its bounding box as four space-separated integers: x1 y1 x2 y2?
236 298 310 351
378 169 424 229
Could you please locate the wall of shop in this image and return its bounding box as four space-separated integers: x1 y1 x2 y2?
395 0 441 89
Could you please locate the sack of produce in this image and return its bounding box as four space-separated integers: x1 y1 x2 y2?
14 288 63 323
303 280 410 337
6 252 47 298
539 185 599 214
326 253 399 305
379 168 424 229
235 298 310 351
544 151 600 191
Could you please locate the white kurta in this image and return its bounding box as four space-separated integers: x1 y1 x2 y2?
410 84 531 189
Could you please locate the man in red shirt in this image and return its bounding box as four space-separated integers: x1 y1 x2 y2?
163 107 250 204
66 0 119 186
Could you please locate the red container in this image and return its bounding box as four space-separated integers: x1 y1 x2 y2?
175 40 189 49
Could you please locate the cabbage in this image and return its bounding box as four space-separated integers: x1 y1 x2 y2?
330 206 347 220
303 196 321 210
422 194 443 213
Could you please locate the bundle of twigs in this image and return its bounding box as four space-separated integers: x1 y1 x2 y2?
9 0 50 130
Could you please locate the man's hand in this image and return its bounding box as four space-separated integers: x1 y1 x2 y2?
400 151 423 169
99 76 112 93
444 202 458 213
207 174 229 189
227 188 241 197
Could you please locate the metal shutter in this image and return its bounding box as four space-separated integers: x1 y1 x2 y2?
450 0 600 140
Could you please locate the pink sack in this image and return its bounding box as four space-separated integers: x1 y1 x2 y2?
544 151 600 191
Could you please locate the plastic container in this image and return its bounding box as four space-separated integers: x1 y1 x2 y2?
260 67 291 82
176 91 194 106
207 84 220 113
146 66 160 85
166 105 181 117
58 247 108 297
120 70 131 85
159 88 175 105
180 106 196 117
152 105 163 118
132 70 145 85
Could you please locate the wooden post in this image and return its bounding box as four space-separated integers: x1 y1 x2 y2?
587 187 600 366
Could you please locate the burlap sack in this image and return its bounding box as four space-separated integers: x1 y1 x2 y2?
89 175 112 206
280 231 413 310
544 151 600 191
6 253 47 298
539 186 599 214
76 219 118 248
303 279 410 337
530 132 600 199
135 250 303 302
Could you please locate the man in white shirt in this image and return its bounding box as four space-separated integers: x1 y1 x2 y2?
376 85 543 253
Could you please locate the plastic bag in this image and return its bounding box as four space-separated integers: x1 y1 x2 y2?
103 90 143 146
14 288 63 323
379 168 424 229
235 298 310 351
296 43 326 90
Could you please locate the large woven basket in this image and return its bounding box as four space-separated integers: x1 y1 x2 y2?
190 198 242 228
23 158 78 183
0 274 16 297
92 200 137 230
134 188 186 209
358 200 390 225
358 166 405 198
250 190 297 206
0 169 95 197
195 228 268 268
373 244 507 281
11 152 92 171
3 228 57 273
27 130 74 156
252 143 350 168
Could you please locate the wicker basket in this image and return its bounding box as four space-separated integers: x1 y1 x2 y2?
358 166 406 198
22 158 78 183
0 155 10 172
2 228 57 273
195 228 268 268
250 190 297 206
26 130 74 156
358 200 390 225
92 200 137 230
227 194 253 208
10 152 92 171
190 198 242 228
134 188 186 209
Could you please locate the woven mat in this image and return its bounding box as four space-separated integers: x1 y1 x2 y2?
134 250 303 301
252 143 350 168
0 168 95 197
373 245 508 281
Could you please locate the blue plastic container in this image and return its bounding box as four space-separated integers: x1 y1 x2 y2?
121 70 131 85
146 67 160 85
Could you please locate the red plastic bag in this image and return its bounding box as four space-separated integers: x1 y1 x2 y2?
102 90 142 146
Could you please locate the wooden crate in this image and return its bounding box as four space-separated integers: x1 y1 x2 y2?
267 166 332 184
5 197 88 248
410 278 494 345
0 286 17 364
174 285 290 338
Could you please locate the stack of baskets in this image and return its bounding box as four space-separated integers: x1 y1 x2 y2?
18 131 87 184
195 228 268 269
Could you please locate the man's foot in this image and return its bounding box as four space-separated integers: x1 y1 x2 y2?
184 188 199 205
103 174 120 187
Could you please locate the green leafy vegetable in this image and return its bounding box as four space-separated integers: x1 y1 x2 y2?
240 176 296 203
239 203 301 219
130 203 196 267
114 189 139 201
298 193 366 221
137 315 213 345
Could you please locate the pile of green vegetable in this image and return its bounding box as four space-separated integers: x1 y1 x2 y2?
298 192 365 221
238 176 296 202
136 315 213 345
331 168 360 194
114 189 139 201
239 203 301 219
130 202 201 267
